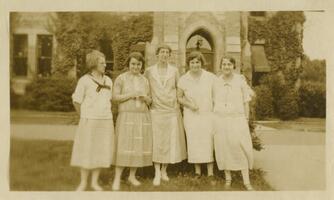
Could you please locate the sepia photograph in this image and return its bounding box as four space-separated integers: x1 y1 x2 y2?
1 1 333 199
7 10 327 193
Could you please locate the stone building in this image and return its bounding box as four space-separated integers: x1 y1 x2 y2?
10 12 56 94
10 11 275 94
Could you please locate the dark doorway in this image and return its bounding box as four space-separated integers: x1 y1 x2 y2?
186 29 214 73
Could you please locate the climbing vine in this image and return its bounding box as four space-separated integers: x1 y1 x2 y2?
51 12 153 77
248 11 305 84
248 11 305 120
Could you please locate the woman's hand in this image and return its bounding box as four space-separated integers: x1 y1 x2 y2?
137 95 152 105
188 102 199 112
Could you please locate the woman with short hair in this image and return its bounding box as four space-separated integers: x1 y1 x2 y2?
111 52 153 190
177 51 216 178
71 50 115 191
144 44 187 186
213 56 255 191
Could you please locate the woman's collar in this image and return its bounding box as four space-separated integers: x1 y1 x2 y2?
151 63 174 87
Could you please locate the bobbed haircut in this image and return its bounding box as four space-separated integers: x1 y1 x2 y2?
125 51 145 67
186 51 206 66
155 44 172 55
86 50 105 71
220 56 236 69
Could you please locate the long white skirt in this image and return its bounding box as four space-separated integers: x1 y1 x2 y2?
71 118 115 169
213 114 253 170
151 110 187 164
183 111 214 163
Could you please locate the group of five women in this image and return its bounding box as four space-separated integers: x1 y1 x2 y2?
70 44 255 191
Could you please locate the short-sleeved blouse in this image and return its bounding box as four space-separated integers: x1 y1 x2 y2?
144 64 180 112
178 69 216 113
72 74 113 119
213 73 253 116
113 72 150 113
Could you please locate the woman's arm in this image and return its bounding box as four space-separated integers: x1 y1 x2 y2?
177 88 198 111
73 101 81 115
112 76 137 103
113 90 136 103
139 95 152 105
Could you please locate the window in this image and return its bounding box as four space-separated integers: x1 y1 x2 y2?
37 35 53 77
99 39 114 73
251 45 270 86
13 34 28 76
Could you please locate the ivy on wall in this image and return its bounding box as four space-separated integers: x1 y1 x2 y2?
248 11 305 85
51 12 153 77
248 11 306 120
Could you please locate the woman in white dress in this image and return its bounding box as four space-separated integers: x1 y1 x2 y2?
177 51 216 177
213 56 255 191
71 50 114 191
145 44 187 186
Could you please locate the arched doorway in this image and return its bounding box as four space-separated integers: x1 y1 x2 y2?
186 29 214 72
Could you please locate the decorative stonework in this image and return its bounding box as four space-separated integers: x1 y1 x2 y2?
147 12 244 75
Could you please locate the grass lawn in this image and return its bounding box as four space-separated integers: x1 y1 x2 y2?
10 108 118 125
10 139 273 191
10 109 78 125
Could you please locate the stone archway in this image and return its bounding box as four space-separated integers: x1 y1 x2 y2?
186 29 215 72
179 18 224 74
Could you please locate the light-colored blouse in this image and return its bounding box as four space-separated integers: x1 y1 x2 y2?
178 69 216 113
72 74 113 119
213 73 254 116
113 72 150 113
145 64 180 112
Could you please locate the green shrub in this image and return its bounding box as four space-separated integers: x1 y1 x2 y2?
277 87 299 120
10 86 21 109
22 76 76 112
300 57 326 83
248 120 264 151
299 81 326 117
254 85 274 120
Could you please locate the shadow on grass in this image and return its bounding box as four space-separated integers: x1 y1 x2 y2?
10 139 274 191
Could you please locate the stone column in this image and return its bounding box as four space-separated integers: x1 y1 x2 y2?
240 12 252 83
224 12 242 73
146 12 164 67
162 12 179 67
27 33 37 79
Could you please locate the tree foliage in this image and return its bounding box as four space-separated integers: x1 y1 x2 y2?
249 12 306 120
249 11 305 84
51 12 153 77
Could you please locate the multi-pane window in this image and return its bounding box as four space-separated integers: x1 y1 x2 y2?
37 35 53 77
99 39 114 73
13 34 28 76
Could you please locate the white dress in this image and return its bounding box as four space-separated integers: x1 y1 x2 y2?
70 74 115 169
145 64 187 164
213 73 254 170
178 70 216 163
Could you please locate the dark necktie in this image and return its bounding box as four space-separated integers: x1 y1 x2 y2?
90 77 111 92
